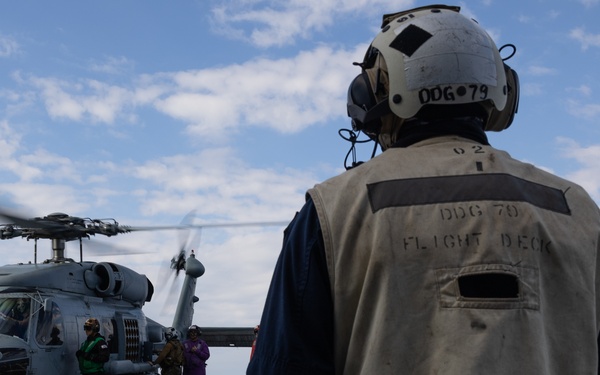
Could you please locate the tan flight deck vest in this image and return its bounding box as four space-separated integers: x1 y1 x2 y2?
308 136 600 375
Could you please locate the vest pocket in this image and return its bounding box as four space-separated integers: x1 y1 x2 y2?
435 263 539 310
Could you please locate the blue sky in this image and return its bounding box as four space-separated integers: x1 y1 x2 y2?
1 0 600 372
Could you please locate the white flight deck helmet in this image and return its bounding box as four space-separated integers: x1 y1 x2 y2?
164 327 178 341
347 5 519 150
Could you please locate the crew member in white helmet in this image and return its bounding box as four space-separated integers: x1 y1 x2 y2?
248 5 600 375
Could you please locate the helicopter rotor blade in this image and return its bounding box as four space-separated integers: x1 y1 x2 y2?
158 269 183 317
2 206 289 233
188 227 203 256
1 205 289 266
125 220 289 233
69 239 155 257
178 210 196 251
0 208 64 230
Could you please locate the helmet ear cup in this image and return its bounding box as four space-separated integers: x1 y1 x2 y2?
347 72 379 132
485 63 520 131
347 70 392 138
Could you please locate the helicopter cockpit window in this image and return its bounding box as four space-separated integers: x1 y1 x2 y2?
0 297 32 341
35 300 64 347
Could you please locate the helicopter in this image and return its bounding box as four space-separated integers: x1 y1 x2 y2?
0 209 286 374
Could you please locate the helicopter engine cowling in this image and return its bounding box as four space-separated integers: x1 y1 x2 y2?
84 262 153 305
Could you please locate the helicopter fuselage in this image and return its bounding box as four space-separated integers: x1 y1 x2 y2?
0 261 163 374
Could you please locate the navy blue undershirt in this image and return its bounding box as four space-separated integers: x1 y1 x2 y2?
247 198 333 374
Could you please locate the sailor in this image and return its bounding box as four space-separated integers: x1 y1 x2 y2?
182 325 210 375
248 5 600 375
76 318 110 374
151 327 184 375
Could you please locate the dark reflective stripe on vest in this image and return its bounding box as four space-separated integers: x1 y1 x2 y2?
367 173 570 215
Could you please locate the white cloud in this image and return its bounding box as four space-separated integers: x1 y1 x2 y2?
565 86 597 119
28 77 84 121
569 27 600 50
0 35 19 57
580 0 599 7
0 182 91 214
0 121 126 214
210 0 413 47
0 86 37 116
557 137 600 201
0 120 22 159
19 44 364 136
567 84 593 97
0 133 308 238
0 122 131 223
0 114 320 227
517 14 530 24
84 80 132 123
132 147 315 220
151 44 365 136
25 75 133 124
521 82 544 96
89 56 135 75
527 65 557 76
566 99 600 120
0 120 44 181
20 149 81 183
